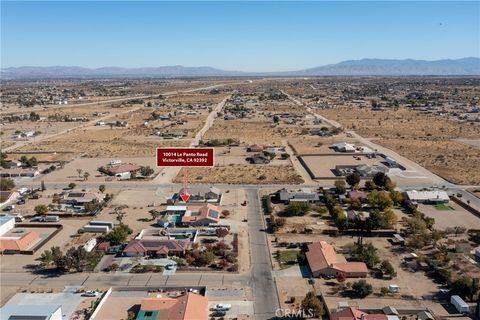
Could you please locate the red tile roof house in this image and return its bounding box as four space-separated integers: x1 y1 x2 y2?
306 241 368 278
137 292 208 320
123 239 190 258
180 204 221 226
247 144 264 152
348 190 368 202
331 307 390 320
100 163 141 179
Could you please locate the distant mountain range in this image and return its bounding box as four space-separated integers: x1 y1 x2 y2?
2 58 479 79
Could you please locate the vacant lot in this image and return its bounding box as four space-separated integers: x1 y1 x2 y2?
173 164 304 184
318 106 480 185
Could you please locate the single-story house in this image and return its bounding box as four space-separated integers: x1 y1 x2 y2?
181 204 221 226
348 190 368 202
177 186 222 203
248 153 270 164
136 292 208 320
355 165 388 177
0 215 16 236
346 210 370 221
103 163 141 179
405 190 449 204
306 241 368 278
0 304 63 320
278 189 321 204
0 191 19 206
123 239 190 257
331 142 356 152
62 191 105 205
331 307 399 320
247 144 264 152
0 231 39 253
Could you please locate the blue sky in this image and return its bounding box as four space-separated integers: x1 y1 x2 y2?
1 1 479 71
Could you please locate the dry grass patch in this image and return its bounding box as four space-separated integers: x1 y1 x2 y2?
173 164 304 184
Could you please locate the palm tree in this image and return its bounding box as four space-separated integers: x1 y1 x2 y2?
83 172 90 181
76 168 82 178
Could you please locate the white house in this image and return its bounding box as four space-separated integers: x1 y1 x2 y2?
0 215 15 236
331 142 356 152
405 190 449 204
0 304 62 320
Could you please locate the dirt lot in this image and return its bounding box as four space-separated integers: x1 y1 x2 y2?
42 157 158 184
299 154 388 178
173 164 304 185
417 202 480 230
204 120 308 145
317 107 480 185
14 124 189 157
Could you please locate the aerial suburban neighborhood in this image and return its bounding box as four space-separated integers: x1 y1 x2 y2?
1 1 479 320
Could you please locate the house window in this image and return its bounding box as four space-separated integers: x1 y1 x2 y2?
145 311 153 317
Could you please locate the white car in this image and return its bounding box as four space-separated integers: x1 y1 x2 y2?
165 264 175 270
82 290 98 297
214 304 231 311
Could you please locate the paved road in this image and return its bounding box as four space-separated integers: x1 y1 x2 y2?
246 189 279 319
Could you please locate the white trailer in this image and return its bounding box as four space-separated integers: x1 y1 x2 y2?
450 295 470 313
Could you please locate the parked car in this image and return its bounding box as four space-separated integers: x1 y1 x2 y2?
165 264 175 270
211 311 227 317
214 304 231 311
82 290 99 297
16 199 26 205
14 215 25 222
2 205 15 211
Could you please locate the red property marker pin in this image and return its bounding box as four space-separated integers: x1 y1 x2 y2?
180 167 190 203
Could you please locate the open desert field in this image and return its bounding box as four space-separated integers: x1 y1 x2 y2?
204 121 307 145
173 164 304 184
14 125 189 157
318 106 480 185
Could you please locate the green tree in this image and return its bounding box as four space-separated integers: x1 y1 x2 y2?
301 291 324 318
380 260 397 278
99 185 106 194
83 172 90 181
373 172 390 188
68 182 76 189
34 204 49 215
0 178 15 191
389 190 403 205
367 190 393 210
364 180 377 191
140 166 154 176
334 180 347 194
149 209 161 221
105 224 132 245
352 280 373 298
383 209 397 227
346 173 361 188
195 251 216 266
284 202 311 216
450 276 478 301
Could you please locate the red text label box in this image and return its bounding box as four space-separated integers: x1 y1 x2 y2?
156 148 215 167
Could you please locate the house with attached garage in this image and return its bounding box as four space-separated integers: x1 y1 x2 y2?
278 188 321 204
306 241 368 278
180 204 221 226
177 186 222 204
123 239 189 257
405 190 449 204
